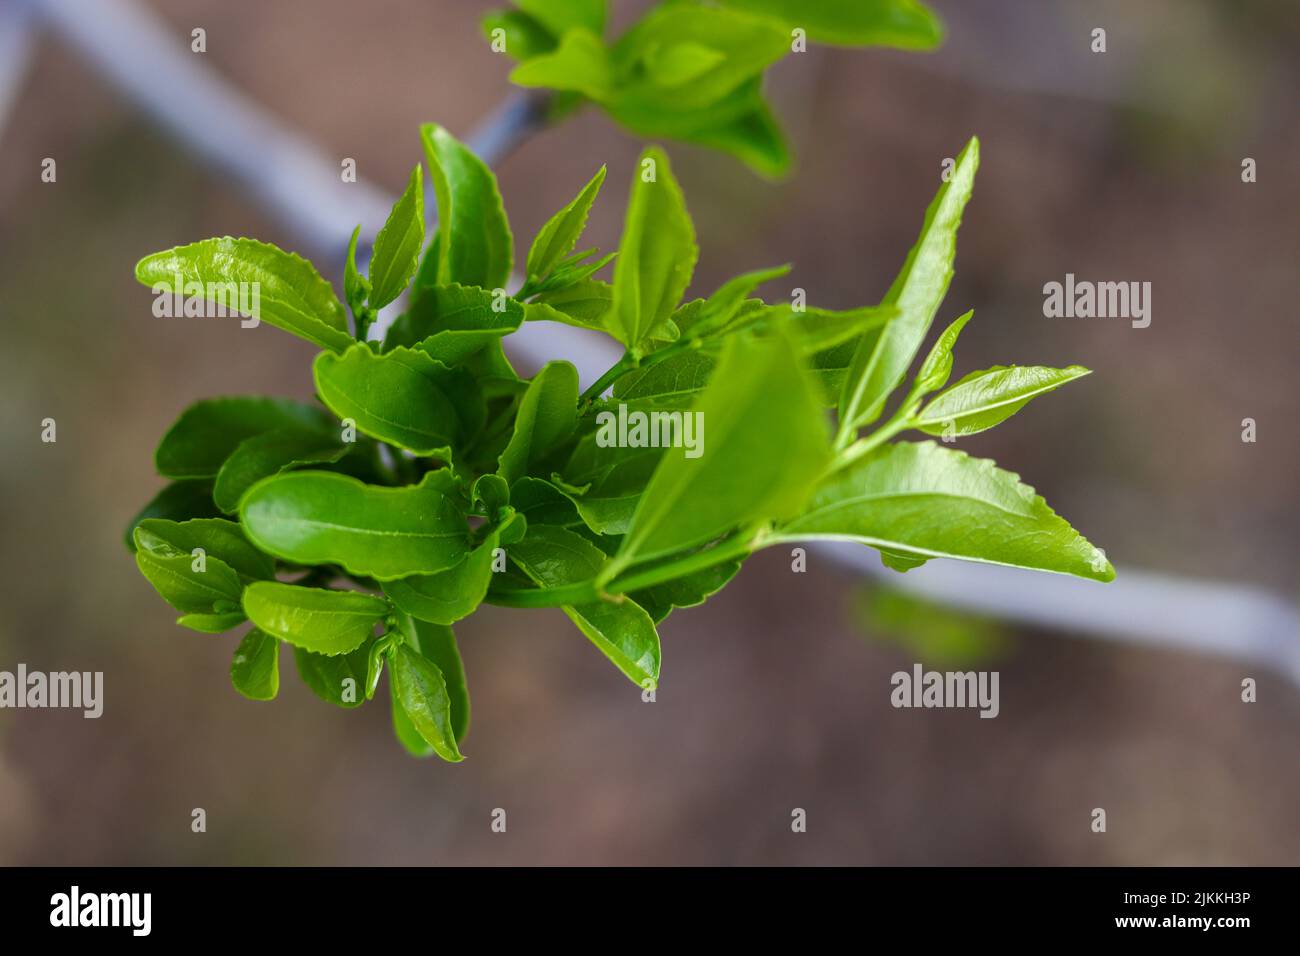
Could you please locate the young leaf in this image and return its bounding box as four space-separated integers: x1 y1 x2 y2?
240 471 470 581
314 344 484 457
343 225 370 317
839 137 979 434
420 123 513 291
683 264 790 337
383 529 502 625
295 641 372 708
613 331 830 570
242 581 390 655
717 0 944 50
526 165 607 283
134 526 244 614
384 284 524 361
516 0 606 37
398 615 470 742
912 308 973 396
481 9 558 63
230 628 280 701
611 146 697 351
368 164 425 309
497 361 580 484
154 397 333 479
611 5 789 111
125 480 220 550
212 430 349 514
510 29 614 101
178 610 247 633
135 237 353 352
390 644 464 761
915 365 1091 437
771 441 1114 582
135 517 275 581
507 525 660 688
524 279 615 334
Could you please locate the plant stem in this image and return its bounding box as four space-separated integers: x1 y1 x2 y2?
578 338 703 407
579 350 636 404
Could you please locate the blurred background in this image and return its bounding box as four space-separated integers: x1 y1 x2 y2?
0 0 1296 865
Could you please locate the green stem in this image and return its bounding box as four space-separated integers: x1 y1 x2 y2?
579 350 637 405
578 338 703 407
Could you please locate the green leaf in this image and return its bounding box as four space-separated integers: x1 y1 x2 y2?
630 557 741 624
177 611 247 633
645 42 727 87
525 279 614 334
125 480 220 550
419 123 513 291
507 525 660 688
295 641 371 708
611 146 697 351
510 29 613 100
367 164 425 309
212 430 348 514
384 284 523 361
497 361 579 483
560 432 663 534
134 526 244 614
683 265 789 337
154 396 333 479
482 9 557 62
912 308 973 396
383 529 501 625
242 581 390 655
526 165 607 283
230 628 280 701
608 78 789 178
399 615 470 742
839 137 979 433
391 644 464 761
516 0 605 37
717 0 944 50
343 225 370 317
613 331 830 570
612 349 717 411
313 344 483 457
772 441 1114 582
679 95 790 178
135 517 275 581
240 471 470 581
736 303 897 353
915 365 1091 437
611 5 789 111
509 476 584 527
134 237 353 352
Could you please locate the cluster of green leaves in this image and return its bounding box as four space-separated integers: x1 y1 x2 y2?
483 0 943 176
129 123 1111 762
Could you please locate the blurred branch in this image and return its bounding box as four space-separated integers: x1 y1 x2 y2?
0 0 36 137
18 0 1300 689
